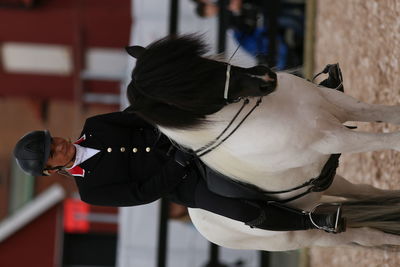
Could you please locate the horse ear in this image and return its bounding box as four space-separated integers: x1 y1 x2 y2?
125 46 146 59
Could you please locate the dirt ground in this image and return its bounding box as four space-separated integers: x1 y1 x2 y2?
310 0 400 266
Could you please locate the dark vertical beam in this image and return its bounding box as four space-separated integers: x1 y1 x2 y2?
169 0 179 35
157 198 169 267
260 251 270 267
207 243 219 267
158 3 180 267
264 0 279 67
205 243 227 267
217 0 228 53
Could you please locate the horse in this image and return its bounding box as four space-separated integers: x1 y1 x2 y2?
125 35 400 251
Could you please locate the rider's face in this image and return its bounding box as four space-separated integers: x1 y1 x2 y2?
45 137 76 172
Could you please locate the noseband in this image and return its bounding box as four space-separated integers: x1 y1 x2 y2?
223 64 232 100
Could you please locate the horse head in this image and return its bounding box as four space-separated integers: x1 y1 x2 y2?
125 34 277 128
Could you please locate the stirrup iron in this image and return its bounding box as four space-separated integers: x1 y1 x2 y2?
306 203 345 233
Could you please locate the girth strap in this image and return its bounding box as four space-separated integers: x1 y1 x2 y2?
203 154 341 203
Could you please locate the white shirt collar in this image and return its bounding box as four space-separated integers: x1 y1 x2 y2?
67 144 100 170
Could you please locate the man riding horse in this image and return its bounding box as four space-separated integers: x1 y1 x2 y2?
13 63 345 234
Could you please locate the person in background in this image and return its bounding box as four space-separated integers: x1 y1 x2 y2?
192 0 305 68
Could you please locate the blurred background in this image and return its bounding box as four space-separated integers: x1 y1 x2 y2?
0 0 307 266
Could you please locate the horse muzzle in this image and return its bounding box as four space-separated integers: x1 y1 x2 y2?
260 71 277 95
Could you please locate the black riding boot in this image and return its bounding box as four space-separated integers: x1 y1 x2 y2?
245 201 346 233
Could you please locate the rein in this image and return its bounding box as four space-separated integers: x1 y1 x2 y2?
195 97 263 157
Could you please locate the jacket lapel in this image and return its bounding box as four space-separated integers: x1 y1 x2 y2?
68 165 85 177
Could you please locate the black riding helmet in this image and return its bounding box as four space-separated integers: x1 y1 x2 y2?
13 130 52 176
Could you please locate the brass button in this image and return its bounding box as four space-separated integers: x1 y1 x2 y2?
132 148 138 153
107 147 112 153
145 147 151 152
120 147 126 152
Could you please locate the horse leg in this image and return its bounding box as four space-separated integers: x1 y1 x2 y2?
311 124 400 153
324 174 400 200
264 227 400 250
293 228 400 248
189 209 400 251
318 86 400 124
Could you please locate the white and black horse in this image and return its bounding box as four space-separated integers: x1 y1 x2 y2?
126 35 400 251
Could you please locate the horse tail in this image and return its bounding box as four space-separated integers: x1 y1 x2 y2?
339 193 400 235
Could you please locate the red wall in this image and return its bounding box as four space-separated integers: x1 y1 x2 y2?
0 204 63 267
0 0 131 101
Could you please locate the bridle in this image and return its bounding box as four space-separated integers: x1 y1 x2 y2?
194 63 263 157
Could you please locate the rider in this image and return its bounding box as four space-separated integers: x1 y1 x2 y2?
13 109 345 233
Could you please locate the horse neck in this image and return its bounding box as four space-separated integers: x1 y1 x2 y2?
158 124 221 151
158 100 248 149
